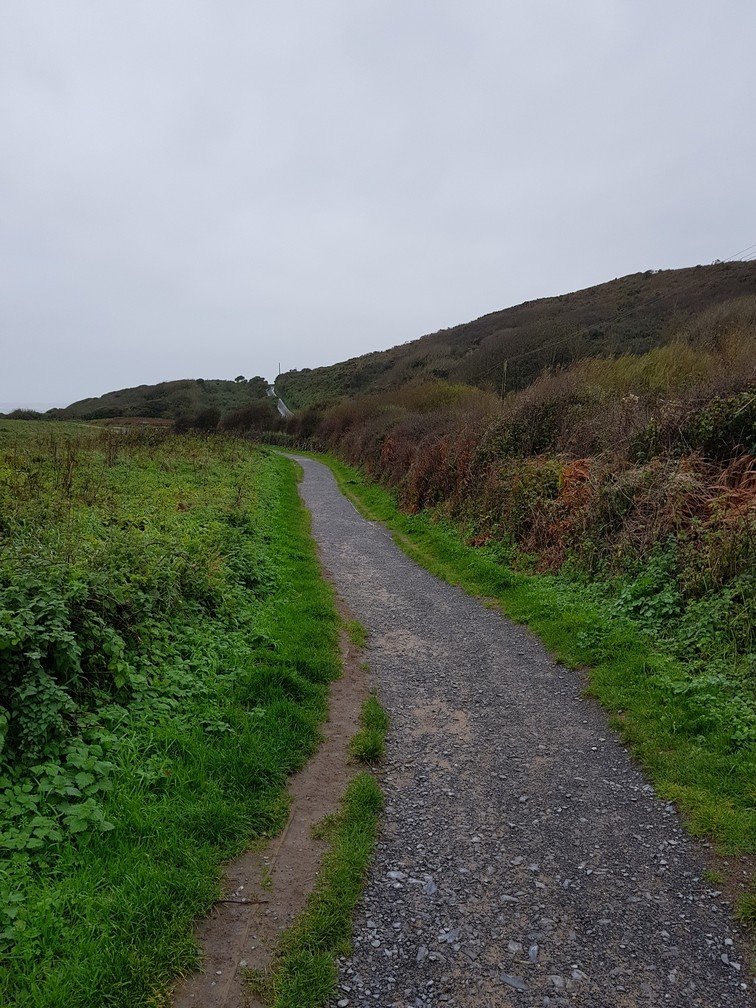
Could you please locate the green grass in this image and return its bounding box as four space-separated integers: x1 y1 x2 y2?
299 451 755 856
350 694 390 764
737 892 756 926
0 427 343 1006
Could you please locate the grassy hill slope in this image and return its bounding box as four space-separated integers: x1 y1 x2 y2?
47 376 269 421
277 261 756 408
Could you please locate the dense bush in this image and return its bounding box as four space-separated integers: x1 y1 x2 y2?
220 399 279 433
296 316 755 573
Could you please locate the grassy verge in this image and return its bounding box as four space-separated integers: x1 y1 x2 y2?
298 450 755 857
259 693 388 1008
0 427 342 1006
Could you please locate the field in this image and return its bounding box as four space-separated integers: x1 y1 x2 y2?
0 423 343 1005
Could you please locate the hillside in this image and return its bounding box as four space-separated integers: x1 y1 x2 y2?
277 261 756 408
45 376 269 421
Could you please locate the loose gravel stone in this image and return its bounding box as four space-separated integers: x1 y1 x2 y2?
500 974 528 991
292 456 752 1008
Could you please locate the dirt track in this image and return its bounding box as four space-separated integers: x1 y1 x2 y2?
292 455 751 1008
171 600 367 1008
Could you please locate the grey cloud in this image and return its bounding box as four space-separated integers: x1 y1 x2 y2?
1 0 754 406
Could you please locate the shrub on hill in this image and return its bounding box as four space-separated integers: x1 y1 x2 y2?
277 263 756 408
220 399 280 433
0 409 45 421
50 376 269 422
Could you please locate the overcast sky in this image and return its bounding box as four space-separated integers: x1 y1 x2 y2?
1 1 754 408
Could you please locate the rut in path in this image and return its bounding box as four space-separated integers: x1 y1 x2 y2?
292 456 751 1008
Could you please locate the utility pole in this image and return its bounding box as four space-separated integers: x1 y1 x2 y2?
499 359 508 398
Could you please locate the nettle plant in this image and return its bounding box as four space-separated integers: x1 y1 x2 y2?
0 567 122 856
0 743 115 852
0 444 225 860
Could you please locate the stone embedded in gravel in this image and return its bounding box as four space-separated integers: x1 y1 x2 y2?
499 973 528 991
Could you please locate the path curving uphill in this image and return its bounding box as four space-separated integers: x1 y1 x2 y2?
290 456 751 1008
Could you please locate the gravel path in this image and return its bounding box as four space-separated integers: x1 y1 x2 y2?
292 456 751 1008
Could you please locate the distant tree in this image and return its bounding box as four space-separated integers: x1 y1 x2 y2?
245 376 269 397
5 409 43 420
234 375 246 383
